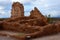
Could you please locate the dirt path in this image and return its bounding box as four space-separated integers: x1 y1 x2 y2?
32 33 60 40
0 30 19 35
0 30 23 40
0 36 19 40
0 30 60 40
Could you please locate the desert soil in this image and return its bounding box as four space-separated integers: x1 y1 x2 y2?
0 30 60 40
32 33 60 40
0 36 19 40
0 30 20 40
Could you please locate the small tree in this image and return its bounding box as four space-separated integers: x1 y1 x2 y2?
48 14 51 23
48 14 51 18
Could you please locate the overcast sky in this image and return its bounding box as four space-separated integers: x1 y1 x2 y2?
0 0 60 18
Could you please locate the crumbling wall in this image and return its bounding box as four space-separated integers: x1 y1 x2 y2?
30 7 48 26
2 22 41 33
11 2 24 18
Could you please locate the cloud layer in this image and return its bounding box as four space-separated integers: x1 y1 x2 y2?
0 0 60 18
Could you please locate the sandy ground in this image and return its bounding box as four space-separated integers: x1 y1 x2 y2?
32 33 60 40
0 36 19 40
0 30 60 40
0 31 20 40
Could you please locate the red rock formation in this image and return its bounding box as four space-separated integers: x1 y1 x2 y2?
11 2 24 18
30 7 48 25
30 7 46 19
0 2 48 36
